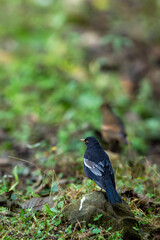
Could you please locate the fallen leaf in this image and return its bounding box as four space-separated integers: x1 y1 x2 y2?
0 157 10 166
0 208 12 216
51 146 56 152
21 196 55 210
122 189 160 213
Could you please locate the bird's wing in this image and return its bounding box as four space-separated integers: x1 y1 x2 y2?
83 157 105 176
104 152 116 188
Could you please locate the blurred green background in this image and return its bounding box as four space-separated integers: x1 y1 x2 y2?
0 0 160 238
1 0 160 155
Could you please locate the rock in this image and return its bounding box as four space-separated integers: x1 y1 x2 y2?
63 191 141 240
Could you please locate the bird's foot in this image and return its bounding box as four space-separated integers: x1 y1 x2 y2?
92 183 96 191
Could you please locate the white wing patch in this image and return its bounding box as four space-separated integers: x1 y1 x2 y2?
99 161 104 167
84 158 103 176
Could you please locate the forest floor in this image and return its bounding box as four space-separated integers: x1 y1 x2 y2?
0 1 160 239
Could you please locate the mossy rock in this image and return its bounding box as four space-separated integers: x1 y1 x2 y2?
63 191 141 240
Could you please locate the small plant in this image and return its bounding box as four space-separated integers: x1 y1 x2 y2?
9 166 19 191
94 214 103 221
108 231 123 240
65 224 72 234
133 226 140 232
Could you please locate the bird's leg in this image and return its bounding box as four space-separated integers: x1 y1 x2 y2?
92 183 96 191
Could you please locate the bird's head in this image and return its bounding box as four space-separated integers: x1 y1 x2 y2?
81 136 99 148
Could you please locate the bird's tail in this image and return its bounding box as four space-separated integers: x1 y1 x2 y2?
106 185 122 204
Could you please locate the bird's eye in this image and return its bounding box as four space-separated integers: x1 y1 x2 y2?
85 140 89 144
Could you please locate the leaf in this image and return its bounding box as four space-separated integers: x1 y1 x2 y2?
65 224 72 234
9 166 19 191
11 193 17 201
13 165 19 182
55 219 61 226
43 204 56 216
21 196 54 210
106 227 112 232
58 200 64 209
94 214 103 221
51 182 59 192
0 156 10 166
92 228 100 234
122 189 160 213
0 207 12 216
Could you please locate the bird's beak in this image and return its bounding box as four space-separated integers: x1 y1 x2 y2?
80 139 85 142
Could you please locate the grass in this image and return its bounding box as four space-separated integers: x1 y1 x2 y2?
0 0 160 239
0 155 159 239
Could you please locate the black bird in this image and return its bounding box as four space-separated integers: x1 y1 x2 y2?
81 136 122 204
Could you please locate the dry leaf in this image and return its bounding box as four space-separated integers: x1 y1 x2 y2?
122 189 160 213
21 196 55 210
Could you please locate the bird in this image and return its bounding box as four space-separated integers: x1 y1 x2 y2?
81 136 122 204
100 103 127 145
